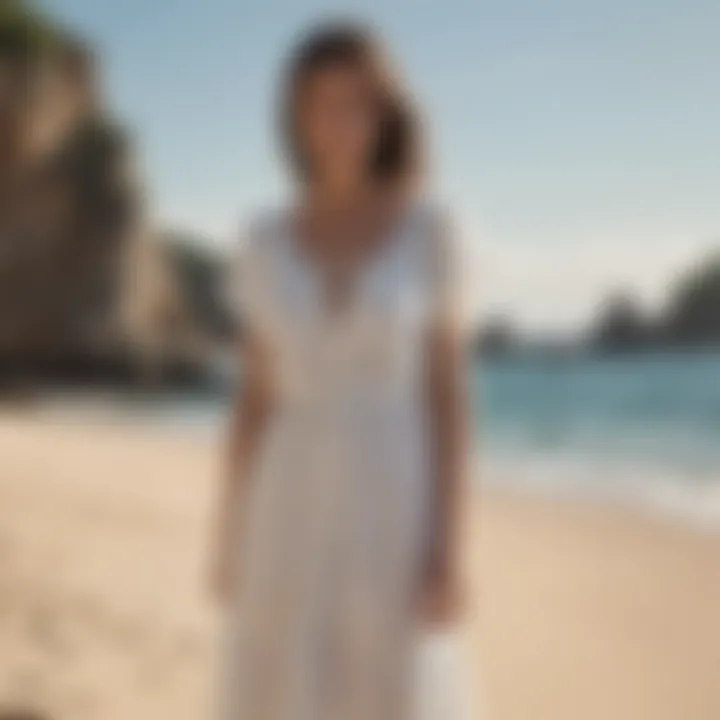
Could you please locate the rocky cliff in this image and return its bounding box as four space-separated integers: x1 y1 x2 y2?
0 1 218 388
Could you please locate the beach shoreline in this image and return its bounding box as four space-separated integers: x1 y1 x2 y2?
0 409 719 720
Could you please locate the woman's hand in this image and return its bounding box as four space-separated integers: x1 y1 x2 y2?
417 564 467 628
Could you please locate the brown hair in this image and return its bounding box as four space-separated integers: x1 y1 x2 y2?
280 21 422 189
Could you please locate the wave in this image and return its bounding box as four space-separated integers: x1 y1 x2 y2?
480 448 720 531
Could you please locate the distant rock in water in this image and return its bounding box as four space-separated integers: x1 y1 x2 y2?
590 292 653 354
0 1 223 391
476 315 518 358
664 255 720 347
590 255 720 354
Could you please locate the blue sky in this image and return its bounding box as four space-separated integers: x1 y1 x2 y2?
44 0 720 330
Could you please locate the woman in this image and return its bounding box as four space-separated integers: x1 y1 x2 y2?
212 21 473 720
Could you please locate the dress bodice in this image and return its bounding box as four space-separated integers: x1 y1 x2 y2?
232 201 460 415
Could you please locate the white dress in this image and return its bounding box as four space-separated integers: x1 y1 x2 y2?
219 200 471 720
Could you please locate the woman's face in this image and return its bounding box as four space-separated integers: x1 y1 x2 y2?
295 63 380 188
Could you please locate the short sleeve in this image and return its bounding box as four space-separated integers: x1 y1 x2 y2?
225 217 269 336
426 205 480 336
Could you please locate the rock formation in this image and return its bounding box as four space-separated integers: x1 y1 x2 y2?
0 1 215 387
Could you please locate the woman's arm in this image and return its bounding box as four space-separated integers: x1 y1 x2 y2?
421 318 472 625
210 331 275 606
420 205 474 626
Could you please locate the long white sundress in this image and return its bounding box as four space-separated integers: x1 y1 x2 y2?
219 200 472 720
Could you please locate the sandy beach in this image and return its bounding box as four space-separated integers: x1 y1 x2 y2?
0 410 719 720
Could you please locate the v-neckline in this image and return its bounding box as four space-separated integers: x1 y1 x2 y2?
284 200 416 320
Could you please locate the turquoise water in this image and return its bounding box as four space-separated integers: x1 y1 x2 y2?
479 352 720 474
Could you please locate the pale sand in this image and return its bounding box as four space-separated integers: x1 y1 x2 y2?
0 412 719 720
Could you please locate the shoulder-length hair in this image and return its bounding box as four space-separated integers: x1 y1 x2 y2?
279 22 423 190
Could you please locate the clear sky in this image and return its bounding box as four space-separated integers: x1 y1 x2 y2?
44 0 720 332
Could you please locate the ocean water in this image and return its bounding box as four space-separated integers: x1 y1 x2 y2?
480 353 720 468
71 352 720 529
477 352 720 527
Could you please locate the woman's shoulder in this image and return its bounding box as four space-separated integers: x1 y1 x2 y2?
406 195 460 269
408 194 456 241
241 206 289 248
228 207 290 322
234 207 294 277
